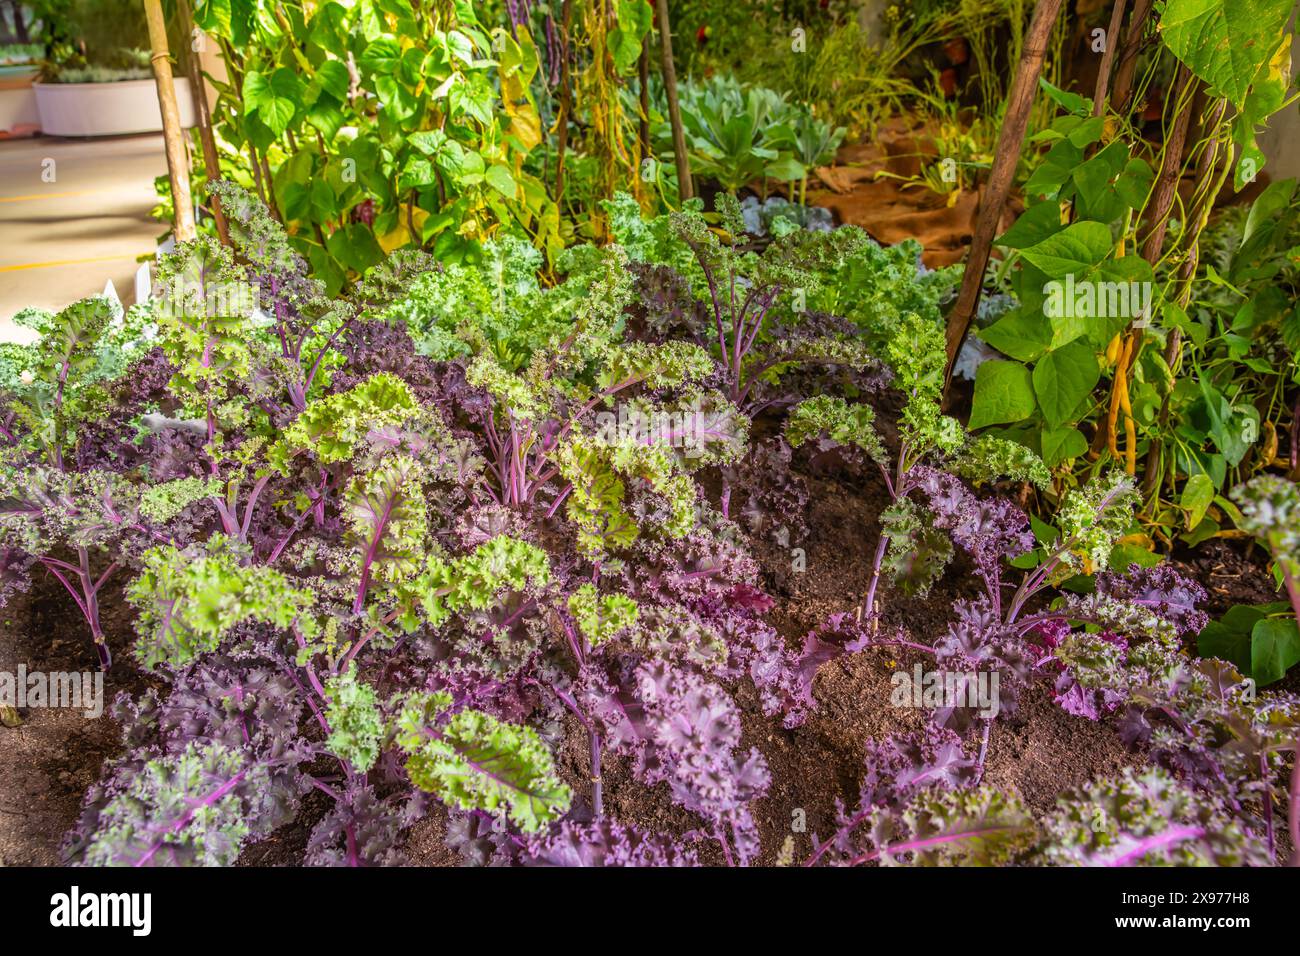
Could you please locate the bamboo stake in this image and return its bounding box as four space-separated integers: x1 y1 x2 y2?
554 0 574 201
638 36 651 165
144 0 196 243
655 0 693 201
177 0 228 245
943 0 1065 383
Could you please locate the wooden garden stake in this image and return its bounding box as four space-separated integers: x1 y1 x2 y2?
1109 0 1156 116
145 0 196 242
177 0 229 245
1100 66 1194 477
655 0 694 201
943 0 1065 385
1139 64 1195 263
1141 96 1231 495
1091 0 1128 116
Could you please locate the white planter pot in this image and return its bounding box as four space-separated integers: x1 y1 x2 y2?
34 77 196 137
0 87 39 137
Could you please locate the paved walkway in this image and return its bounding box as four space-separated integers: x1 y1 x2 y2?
0 133 168 342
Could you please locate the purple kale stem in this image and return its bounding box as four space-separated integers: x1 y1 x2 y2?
1101 826 1206 866
860 450 908 620
847 822 1025 866
1009 481 1131 622
43 549 113 670
199 334 217 445
739 289 776 364
483 408 510 500
682 234 730 373
79 547 116 671
353 490 398 613
1006 552 1061 624
861 535 890 624
509 417 524 504
283 661 331 734
590 730 604 818
340 607 402 668
804 806 874 867
553 613 604 817
293 629 332 700
545 374 644 455
239 474 272 540
52 344 74 471
267 477 327 563
209 492 238 536
1260 752 1275 861
546 483 573 518
346 823 359 867
716 826 735 867
730 288 749 377
301 315 356 399
306 775 340 800
1289 736 1300 866
975 721 991 782
134 769 249 867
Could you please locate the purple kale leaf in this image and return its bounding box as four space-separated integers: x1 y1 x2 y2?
522 819 700 866
306 784 424 867
911 465 1034 594
632 661 770 864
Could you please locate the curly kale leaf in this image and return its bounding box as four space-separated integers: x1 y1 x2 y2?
858 787 1035 867
785 395 888 467
1 296 140 462
567 583 639 646
269 372 423 470
1037 768 1270 866
75 742 299 867
394 691 571 833
325 666 385 773
404 535 551 631
128 537 317 669
523 820 699 867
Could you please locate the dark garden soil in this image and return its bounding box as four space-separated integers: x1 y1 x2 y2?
1 448 1284 867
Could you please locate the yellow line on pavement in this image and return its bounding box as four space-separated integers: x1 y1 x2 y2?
0 253 139 273
0 189 114 203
